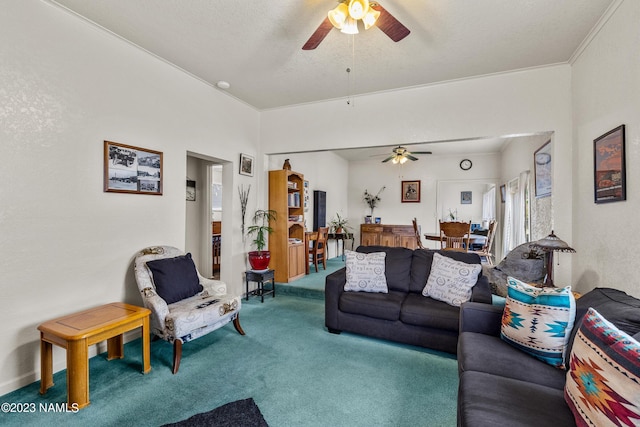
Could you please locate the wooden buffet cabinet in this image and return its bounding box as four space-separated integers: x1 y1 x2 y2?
269 170 306 283
360 224 419 250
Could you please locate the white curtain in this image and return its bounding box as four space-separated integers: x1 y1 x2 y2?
502 171 530 256
482 186 496 221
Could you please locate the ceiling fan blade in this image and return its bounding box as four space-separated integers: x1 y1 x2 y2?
410 151 433 155
405 154 419 161
381 155 395 163
371 3 410 42
302 17 334 50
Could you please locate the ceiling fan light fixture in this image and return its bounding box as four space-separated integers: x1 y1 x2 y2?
348 0 369 20
399 156 408 164
340 16 359 34
362 8 380 30
328 3 349 29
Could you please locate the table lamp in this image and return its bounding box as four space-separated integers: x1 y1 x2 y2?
529 230 576 287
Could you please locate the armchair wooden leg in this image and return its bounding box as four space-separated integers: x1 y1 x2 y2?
172 340 182 374
233 315 246 336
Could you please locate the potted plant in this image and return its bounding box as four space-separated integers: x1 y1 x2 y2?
246 209 277 270
329 213 352 234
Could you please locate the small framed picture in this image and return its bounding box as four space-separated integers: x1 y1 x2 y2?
239 153 254 176
375 217 382 224
534 140 552 198
461 191 472 204
104 141 162 195
500 185 506 203
401 180 421 203
594 125 626 204
186 180 196 201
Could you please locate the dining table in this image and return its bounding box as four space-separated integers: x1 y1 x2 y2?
424 233 487 248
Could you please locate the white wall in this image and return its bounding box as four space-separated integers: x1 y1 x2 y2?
347 152 500 248
572 0 640 296
0 1 260 394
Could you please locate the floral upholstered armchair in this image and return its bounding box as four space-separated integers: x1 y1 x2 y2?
134 245 244 373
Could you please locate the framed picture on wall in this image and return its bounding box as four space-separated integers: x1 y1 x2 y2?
500 184 506 203
460 191 472 204
534 140 552 198
186 180 196 201
239 153 254 176
104 140 162 195
401 180 421 203
594 125 626 204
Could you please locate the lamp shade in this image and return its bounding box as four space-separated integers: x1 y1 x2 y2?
328 3 349 29
340 16 359 34
348 0 369 20
363 8 380 30
529 230 576 253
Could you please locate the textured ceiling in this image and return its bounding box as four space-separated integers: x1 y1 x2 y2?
51 0 614 111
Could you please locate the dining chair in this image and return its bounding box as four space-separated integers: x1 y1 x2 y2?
439 220 472 252
412 218 425 249
469 220 497 264
309 227 329 272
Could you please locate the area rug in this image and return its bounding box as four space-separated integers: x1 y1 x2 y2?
161 398 268 427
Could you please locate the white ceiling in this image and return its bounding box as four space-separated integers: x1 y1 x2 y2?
51 0 614 111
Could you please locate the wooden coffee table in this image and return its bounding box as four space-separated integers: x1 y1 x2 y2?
38 302 151 409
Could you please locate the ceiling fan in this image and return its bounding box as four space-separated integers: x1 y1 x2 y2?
381 146 432 164
302 0 410 50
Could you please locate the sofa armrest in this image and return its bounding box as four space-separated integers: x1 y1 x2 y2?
459 302 504 336
325 267 346 330
470 276 492 304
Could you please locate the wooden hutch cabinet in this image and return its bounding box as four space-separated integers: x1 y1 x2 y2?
360 224 418 250
269 170 306 283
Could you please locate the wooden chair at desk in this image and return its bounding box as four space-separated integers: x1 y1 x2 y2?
439 220 471 252
308 227 329 272
412 218 425 249
469 220 497 265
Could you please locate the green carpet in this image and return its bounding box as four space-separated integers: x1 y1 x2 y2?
2 294 458 426
275 256 346 299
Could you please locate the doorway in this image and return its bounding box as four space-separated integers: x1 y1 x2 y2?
186 154 227 279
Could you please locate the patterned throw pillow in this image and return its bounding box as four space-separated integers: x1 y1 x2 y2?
500 276 576 368
422 252 481 307
565 308 640 427
344 250 388 293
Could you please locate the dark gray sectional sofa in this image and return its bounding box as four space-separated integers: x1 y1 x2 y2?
325 245 492 354
457 287 640 427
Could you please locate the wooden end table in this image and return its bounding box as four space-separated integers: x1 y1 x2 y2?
38 302 151 409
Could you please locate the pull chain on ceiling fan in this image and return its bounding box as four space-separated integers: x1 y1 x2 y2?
302 1 410 50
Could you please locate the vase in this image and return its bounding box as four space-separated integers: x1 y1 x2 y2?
248 251 270 270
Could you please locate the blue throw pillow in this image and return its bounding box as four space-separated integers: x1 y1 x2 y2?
500 276 576 368
146 253 203 304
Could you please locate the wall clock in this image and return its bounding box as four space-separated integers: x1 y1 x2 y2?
460 159 472 171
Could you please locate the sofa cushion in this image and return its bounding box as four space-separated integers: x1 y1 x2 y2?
422 253 482 307
457 332 566 390
458 371 576 427
356 246 413 292
565 308 640 427
344 250 388 293
566 287 640 369
146 253 203 305
500 277 576 368
410 250 483 294
400 293 461 332
339 290 405 321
